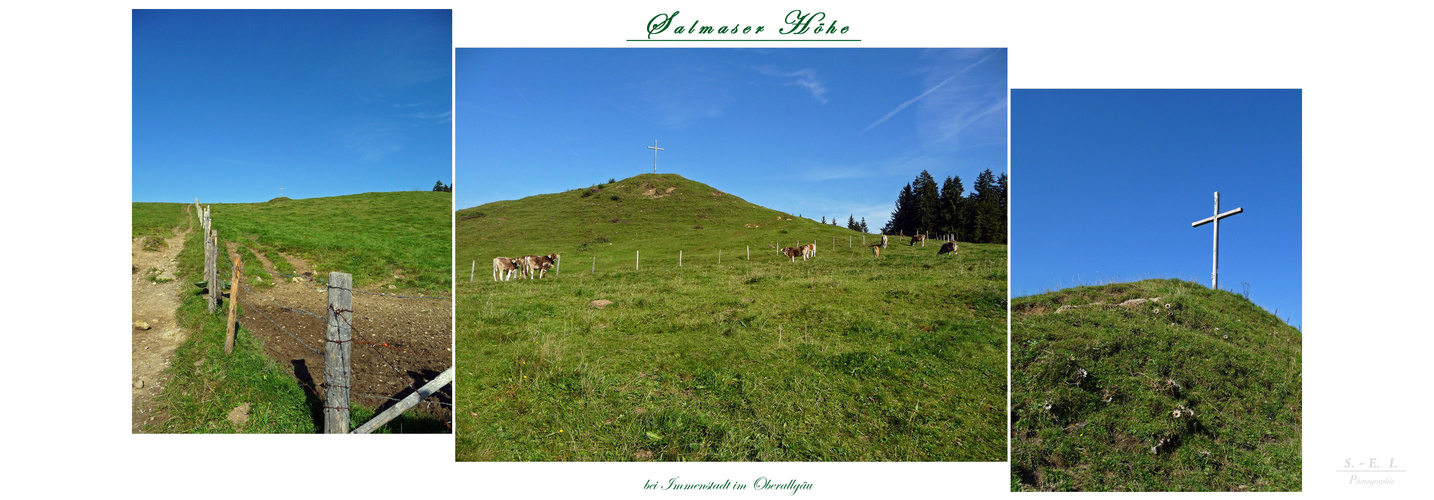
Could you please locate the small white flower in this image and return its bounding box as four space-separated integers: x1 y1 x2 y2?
1173 409 1182 418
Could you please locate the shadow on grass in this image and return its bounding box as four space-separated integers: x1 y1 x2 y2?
291 359 325 433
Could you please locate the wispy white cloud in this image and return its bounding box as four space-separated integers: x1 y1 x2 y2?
408 110 452 122
861 50 1000 134
341 124 404 163
217 158 266 167
755 66 828 104
638 67 736 128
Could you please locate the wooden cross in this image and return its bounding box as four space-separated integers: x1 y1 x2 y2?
1190 191 1243 289
647 140 664 174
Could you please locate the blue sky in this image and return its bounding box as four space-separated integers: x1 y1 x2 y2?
132 10 452 203
455 48 1006 228
1012 90 1302 327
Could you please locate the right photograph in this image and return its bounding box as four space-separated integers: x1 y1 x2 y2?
1009 90 1302 491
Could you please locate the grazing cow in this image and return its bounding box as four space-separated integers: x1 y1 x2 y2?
779 246 805 262
937 241 958 255
880 234 889 249
909 234 926 246
492 257 521 281
802 243 816 260
521 253 561 279
871 244 881 258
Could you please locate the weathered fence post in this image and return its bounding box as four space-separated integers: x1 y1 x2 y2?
206 228 217 313
636 250 640 271
324 272 353 434
747 245 750 260
225 254 241 355
591 256 595 273
469 260 474 282
557 256 561 276
718 249 721 264
679 250 683 267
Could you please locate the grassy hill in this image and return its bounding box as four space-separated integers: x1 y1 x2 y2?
456 174 1006 461
134 192 450 433
1010 279 1301 491
205 191 451 292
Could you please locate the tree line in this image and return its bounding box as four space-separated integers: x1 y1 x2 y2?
880 169 1007 244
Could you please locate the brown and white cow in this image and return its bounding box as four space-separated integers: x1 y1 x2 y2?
909 234 926 246
521 253 561 279
802 243 816 260
880 234 889 249
937 241 958 255
779 246 804 262
871 244 882 258
493 257 521 281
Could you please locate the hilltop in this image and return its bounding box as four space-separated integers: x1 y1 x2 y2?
457 173 875 267
206 191 451 291
456 173 1007 461
1010 279 1301 491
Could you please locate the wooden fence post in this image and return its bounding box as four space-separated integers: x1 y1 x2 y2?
206 228 217 313
679 250 682 267
225 254 240 355
718 249 721 264
591 256 595 274
469 260 474 282
747 245 750 260
636 250 640 271
324 272 353 434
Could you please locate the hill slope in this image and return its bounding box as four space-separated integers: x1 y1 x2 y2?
1010 279 1301 491
457 173 881 266
456 173 1007 461
210 191 451 291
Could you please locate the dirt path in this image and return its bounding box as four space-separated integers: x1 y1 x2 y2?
131 208 192 432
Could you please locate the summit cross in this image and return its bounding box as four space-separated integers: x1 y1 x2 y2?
647 140 664 174
1190 191 1244 290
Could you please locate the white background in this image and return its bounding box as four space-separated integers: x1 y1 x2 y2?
5 1 1428 498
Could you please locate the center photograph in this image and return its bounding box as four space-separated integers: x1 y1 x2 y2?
454 48 1008 461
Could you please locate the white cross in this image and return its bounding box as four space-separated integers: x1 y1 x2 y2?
1190 191 1243 289
647 140 664 174
279 186 284 197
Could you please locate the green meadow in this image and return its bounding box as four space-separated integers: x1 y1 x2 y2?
456 174 1006 461
1011 279 1301 491
133 192 450 433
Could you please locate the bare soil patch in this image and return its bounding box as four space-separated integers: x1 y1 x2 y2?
231 249 452 422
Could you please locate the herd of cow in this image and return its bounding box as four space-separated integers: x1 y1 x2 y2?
492 253 560 281
492 235 957 281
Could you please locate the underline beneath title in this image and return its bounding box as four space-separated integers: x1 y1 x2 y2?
627 39 861 42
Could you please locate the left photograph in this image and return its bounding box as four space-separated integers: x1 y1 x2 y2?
131 10 454 433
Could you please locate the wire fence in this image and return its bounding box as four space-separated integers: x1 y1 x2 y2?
469 231 964 281
198 201 452 433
